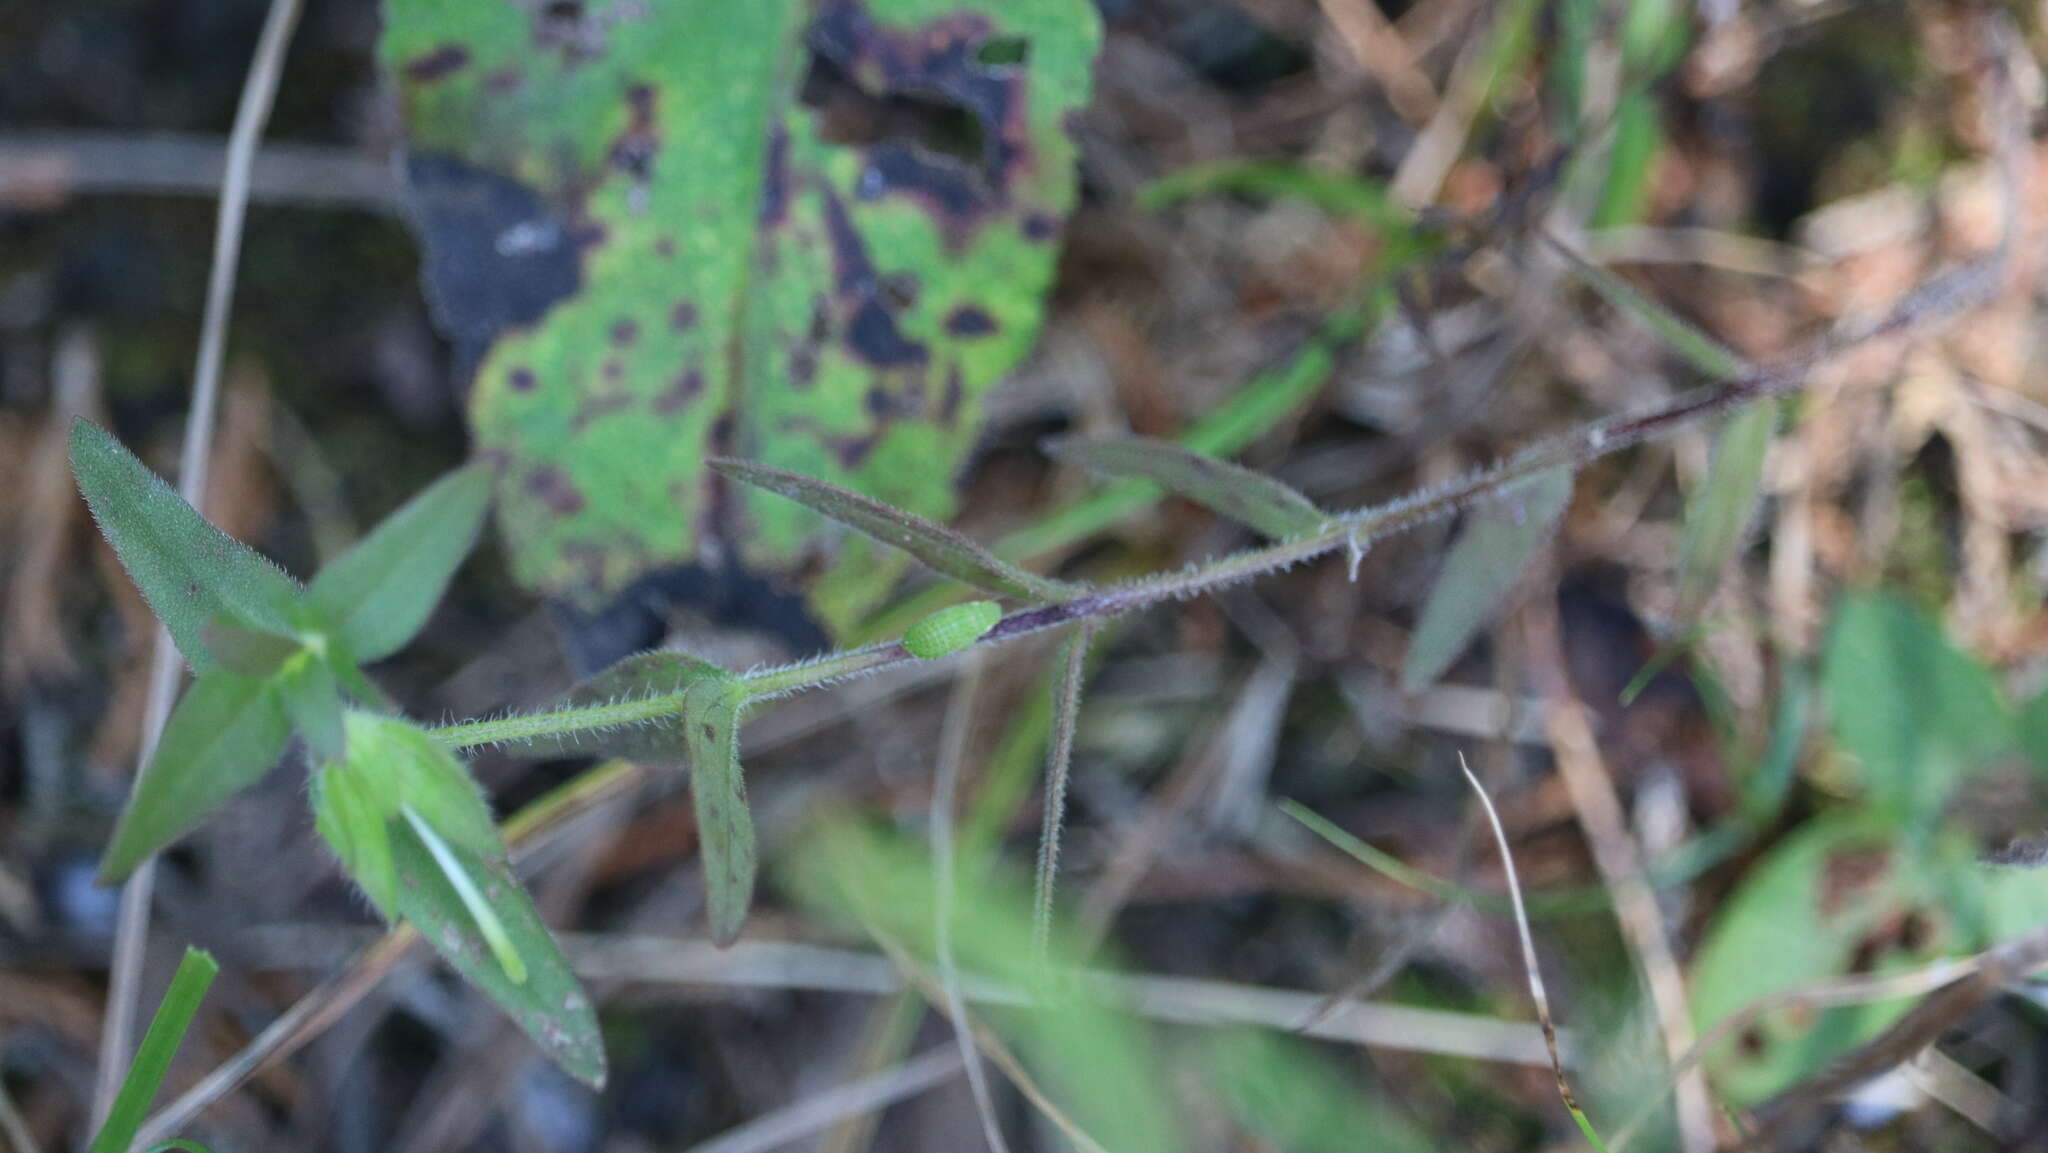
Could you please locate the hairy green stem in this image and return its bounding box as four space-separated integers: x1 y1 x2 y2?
425 247 1996 755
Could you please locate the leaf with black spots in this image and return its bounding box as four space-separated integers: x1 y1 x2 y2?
383 0 1102 632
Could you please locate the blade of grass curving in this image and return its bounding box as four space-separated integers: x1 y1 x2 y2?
1676 400 1776 616
1401 467 1573 692
1545 238 1749 381
712 459 1075 603
99 672 291 883
70 420 302 672
400 802 527 985
87 947 218 1153
386 817 606 1085
1458 754 1609 1150
1033 622 1098 964
306 462 493 661
1042 436 1326 540
1137 161 1409 230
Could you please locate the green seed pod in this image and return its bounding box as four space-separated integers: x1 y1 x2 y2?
902 600 1003 659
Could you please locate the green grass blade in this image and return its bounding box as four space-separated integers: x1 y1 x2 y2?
307 462 493 662
70 419 302 672
711 459 1075 603
87 948 219 1153
1676 401 1776 616
1043 436 1325 540
1547 242 1750 381
1402 467 1573 692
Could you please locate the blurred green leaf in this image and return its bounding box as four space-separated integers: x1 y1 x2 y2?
1043 436 1325 540
100 672 291 882
389 813 606 1086
1401 467 1573 692
785 818 1184 1152
327 712 504 863
1593 91 1659 228
70 419 302 672
200 617 302 677
1202 1029 1434 1153
685 679 755 946
384 0 1100 629
307 463 494 662
712 459 1074 602
1691 814 1962 1105
1676 400 1776 617
312 757 397 911
1548 244 1750 381
87 947 218 1153
1822 591 2013 826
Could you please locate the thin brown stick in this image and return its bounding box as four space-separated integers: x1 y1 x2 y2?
681 1046 964 1153
1457 752 1586 1121
93 0 305 1127
1528 605 1717 1153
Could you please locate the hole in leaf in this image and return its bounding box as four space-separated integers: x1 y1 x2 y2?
798 51 986 168
976 36 1029 66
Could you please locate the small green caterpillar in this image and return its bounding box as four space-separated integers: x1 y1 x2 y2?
902 600 1003 659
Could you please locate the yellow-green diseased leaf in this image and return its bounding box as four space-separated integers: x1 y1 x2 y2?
536 651 734 761
387 813 606 1086
1822 591 2013 827
70 420 302 672
1201 1030 1435 1153
312 760 397 912
1043 435 1325 540
281 655 347 763
307 463 494 662
711 460 1074 602
384 0 1101 629
783 819 1184 1152
1690 814 1963 1105
902 600 1001 659
1676 401 1776 616
200 617 302 677
1548 243 1750 381
685 679 755 946
100 672 290 883
86 948 218 1153
1401 467 1573 693
402 802 526 985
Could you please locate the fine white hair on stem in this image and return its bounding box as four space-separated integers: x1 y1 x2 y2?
930 654 1012 1153
93 0 307 1127
1457 752 1585 1120
1032 621 1097 965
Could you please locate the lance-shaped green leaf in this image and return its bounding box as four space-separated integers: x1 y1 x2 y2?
307 463 494 662
1401 467 1574 692
100 672 291 883
1547 241 1750 381
1676 400 1776 616
309 713 605 1085
711 459 1074 602
201 617 303 677
70 420 302 671
388 812 605 1085
685 678 755 946
1043 435 1326 540
384 0 1101 630
531 651 732 760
